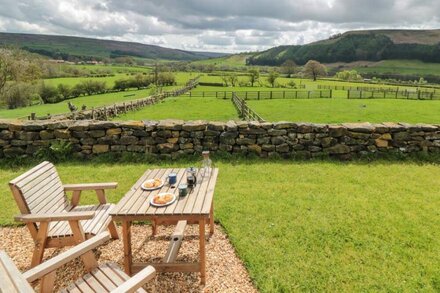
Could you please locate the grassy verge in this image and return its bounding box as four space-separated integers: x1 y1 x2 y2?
0 158 439 291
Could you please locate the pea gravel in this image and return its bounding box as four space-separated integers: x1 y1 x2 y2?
0 224 257 292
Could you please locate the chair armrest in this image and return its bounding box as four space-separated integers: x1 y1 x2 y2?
23 232 111 282
64 182 118 191
110 266 156 293
15 211 95 223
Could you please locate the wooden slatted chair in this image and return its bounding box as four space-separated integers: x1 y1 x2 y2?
0 232 156 293
9 161 119 268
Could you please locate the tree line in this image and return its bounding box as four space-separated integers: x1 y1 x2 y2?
0 48 176 109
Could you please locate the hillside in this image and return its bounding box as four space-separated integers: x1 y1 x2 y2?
191 53 252 67
0 32 225 61
247 29 440 66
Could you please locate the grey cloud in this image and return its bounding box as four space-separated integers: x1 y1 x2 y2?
0 0 439 52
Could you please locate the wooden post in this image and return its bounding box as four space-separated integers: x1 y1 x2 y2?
283 91 285 99
245 92 248 100
30 113 36 120
270 91 273 99
258 91 260 100
308 91 310 99
348 90 350 99
330 89 333 99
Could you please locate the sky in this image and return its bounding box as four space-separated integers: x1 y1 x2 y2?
0 0 439 53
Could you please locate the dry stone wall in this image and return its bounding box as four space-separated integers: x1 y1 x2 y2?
1 119 439 160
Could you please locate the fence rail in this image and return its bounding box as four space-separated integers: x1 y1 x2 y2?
318 84 437 93
231 93 265 122
347 90 440 100
185 90 332 100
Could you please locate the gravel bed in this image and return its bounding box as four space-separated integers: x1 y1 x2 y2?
0 224 257 292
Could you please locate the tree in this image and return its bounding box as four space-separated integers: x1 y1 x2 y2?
228 74 238 87
248 69 260 87
281 60 296 78
57 84 71 100
220 74 229 86
303 60 327 81
335 70 362 81
267 70 280 88
40 83 59 103
0 48 41 93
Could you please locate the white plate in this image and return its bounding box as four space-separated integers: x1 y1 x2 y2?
150 193 177 207
141 178 164 191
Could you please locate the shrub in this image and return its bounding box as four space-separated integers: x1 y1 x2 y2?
40 83 60 103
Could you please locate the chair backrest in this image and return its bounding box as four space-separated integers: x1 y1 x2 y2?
0 251 33 293
9 161 69 216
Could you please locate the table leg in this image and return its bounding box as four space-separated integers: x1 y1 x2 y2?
209 202 214 235
199 219 206 285
152 219 157 236
122 220 132 276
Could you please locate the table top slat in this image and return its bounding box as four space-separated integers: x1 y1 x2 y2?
130 169 168 215
201 168 219 214
114 169 159 215
111 168 218 219
161 168 187 215
188 171 213 215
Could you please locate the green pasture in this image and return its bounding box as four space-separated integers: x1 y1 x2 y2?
116 96 238 121
0 159 438 292
354 60 440 76
247 98 440 124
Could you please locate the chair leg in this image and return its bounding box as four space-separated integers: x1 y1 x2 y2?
31 222 49 268
108 221 119 239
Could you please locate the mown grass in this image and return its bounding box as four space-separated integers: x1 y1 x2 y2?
0 159 439 292
116 96 238 121
247 98 440 124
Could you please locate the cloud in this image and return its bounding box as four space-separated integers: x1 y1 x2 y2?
0 0 439 52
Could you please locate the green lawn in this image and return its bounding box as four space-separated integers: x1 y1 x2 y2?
116 96 238 121
247 98 440 123
0 160 439 292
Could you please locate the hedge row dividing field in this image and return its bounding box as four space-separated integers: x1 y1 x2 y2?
0 160 438 292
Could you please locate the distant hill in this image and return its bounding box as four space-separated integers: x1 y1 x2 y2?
0 32 226 62
247 29 440 66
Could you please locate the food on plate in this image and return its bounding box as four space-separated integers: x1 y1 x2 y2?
153 193 174 205
144 178 162 189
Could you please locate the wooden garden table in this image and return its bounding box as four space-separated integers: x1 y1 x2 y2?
110 167 218 285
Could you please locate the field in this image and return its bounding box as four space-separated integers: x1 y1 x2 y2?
116 96 238 121
191 54 251 67
0 89 153 119
0 159 438 292
354 60 440 76
0 71 197 119
246 98 440 123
